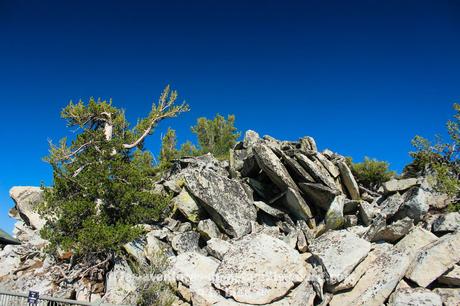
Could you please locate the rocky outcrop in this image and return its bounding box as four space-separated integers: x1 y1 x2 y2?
2 131 458 305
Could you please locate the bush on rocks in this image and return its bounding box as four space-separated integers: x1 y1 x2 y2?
347 157 395 190
405 103 460 211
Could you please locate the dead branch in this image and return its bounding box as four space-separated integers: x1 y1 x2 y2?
123 88 188 149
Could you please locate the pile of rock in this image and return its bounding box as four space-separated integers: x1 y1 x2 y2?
1 131 459 305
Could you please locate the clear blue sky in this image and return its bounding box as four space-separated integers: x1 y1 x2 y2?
1 0 459 233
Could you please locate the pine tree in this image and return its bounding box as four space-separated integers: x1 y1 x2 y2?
191 114 240 159
159 127 178 167
39 85 188 256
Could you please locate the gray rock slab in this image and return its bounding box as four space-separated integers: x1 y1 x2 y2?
382 178 419 193
394 226 439 259
253 143 297 191
329 248 412 306
171 231 201 254
328 242 393 293
336 160 360 200
212 233 308 304
388 287 442 306
296 153 337 189
406 231 460 287
206 238 231 260
309 229 371 285
371 217 414 242
432 212 460 233
299 182 339 211
9 186 45 230
253 200 285 218
185 169 257 238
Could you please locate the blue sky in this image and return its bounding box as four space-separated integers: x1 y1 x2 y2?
1 0 459 233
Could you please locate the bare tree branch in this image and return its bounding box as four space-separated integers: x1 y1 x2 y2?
60 141 93 160
123 94 188 149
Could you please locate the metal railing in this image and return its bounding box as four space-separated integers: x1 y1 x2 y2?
0 289 125 306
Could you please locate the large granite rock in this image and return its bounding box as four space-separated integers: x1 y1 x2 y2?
169 252 223 305
382 178 418 193
406 231 460 287
308 230 371 285
171 231 201 254
282 187 314 226
314 153 340 178
197 219 222 240
299 182 339 210
329 248 411 306
379 193 404 219
253 143 297 191
212 233 308 304
205 238 231 260
185 169 257 238
102 258 137 304
371 217 414 242
394 226 439 259
336 160 360 200
432 212 460 233
281 152 315 183
296 153 337 190
328 243 393 293
359 200 379 226
395 187 430 223
388 288 442 306
9 186 45 230
325 195 345 230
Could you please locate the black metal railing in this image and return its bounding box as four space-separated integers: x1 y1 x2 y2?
0 289 126 306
